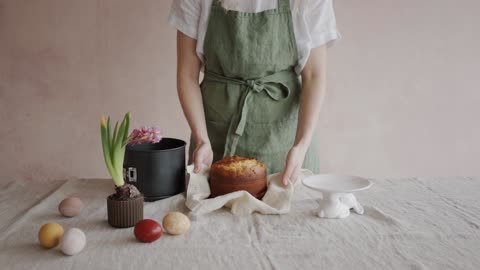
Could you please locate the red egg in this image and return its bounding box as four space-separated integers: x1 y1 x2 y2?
134 219 162 243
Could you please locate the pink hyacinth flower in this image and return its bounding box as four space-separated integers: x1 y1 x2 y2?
127 126 163 145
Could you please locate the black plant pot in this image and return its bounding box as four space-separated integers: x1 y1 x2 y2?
124 138 187 202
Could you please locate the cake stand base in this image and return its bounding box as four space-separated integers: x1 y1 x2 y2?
317 193 364 219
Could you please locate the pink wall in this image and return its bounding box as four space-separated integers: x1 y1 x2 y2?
1 0 479 182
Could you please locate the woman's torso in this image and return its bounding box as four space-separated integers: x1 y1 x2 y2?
168 0 340 74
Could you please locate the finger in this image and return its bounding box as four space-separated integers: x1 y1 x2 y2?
202 153 211 166
193 163 200 173
290 165 301 185
193 155 201 173
199 148 212 167
205 155 213 168
282 162 294 186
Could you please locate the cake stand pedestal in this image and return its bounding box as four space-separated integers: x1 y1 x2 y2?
302 174 372 219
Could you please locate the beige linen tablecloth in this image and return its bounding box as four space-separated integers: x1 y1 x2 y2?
0 176 479 270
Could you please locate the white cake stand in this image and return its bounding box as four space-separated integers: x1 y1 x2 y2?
302 174 372 219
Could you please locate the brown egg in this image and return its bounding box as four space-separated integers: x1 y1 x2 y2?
162 212 191 235
58 197 84 217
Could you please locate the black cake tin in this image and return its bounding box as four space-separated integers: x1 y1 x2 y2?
124 138 187 201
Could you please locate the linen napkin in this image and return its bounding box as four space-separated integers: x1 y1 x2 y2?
185 165 313 216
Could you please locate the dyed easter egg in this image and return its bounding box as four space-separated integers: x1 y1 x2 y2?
134 219 162 243
58 197 84 217
60 228 86 255
162 212 191 235
38 223 64 248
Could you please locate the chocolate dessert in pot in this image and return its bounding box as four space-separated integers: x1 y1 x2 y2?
208 156 268 199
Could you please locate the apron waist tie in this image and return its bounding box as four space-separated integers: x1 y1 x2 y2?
203 69 296 157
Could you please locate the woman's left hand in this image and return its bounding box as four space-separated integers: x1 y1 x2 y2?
281 145 308 186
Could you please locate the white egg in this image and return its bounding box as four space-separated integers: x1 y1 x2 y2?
60 228 86 256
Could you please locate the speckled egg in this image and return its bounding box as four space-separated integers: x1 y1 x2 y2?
60 228 86 256
162 212 191 235
38 223 64 248
58 197 84 217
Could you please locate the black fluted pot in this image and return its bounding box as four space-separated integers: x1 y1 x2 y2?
124 138 187 201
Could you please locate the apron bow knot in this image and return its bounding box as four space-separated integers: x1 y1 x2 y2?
203 70 295 157
235 78 290 137
246 79 264 93
245 79 290 101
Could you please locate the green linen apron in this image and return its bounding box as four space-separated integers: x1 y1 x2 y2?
189 0 320 174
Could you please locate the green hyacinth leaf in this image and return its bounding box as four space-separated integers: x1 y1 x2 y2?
111 121 119 157
101 116 116 181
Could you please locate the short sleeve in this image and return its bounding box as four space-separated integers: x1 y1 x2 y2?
305 0 341 48
168 0 201 39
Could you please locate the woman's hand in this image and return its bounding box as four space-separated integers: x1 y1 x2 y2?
281 144 308 186
193 142 213 173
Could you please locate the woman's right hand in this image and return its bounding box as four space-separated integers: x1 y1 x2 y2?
192 142 213 173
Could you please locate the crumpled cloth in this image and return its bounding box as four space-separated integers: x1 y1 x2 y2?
185 165 313 216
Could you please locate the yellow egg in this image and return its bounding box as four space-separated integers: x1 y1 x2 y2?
38 223 64 248
162 212 191 235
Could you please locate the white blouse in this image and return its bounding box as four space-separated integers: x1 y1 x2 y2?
168 0 340 74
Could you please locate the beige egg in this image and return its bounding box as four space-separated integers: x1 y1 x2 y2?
58 197 84 217
38 222 64 248
162 212 191 235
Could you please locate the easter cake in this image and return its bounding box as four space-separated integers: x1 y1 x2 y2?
208 156 267 199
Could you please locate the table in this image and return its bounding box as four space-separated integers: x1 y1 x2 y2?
1 177 479 269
